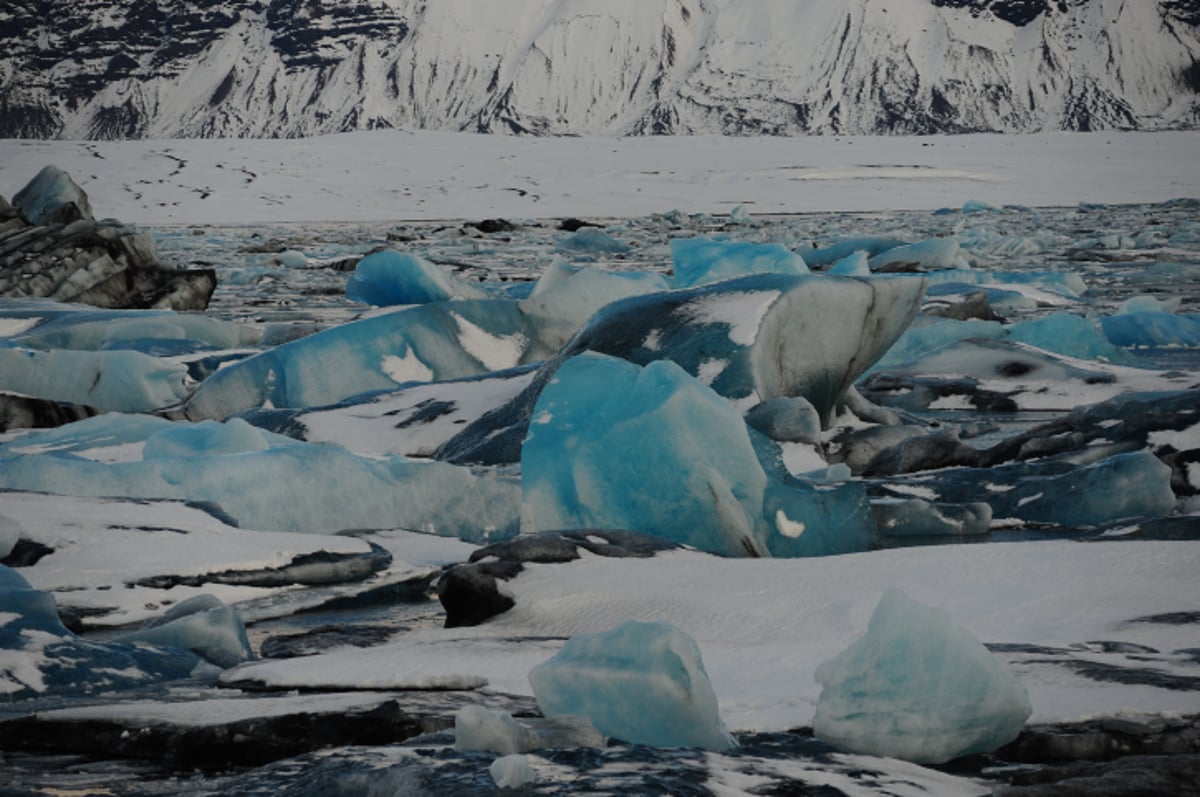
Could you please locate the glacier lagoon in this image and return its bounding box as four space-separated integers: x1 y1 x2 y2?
1 184 1200 793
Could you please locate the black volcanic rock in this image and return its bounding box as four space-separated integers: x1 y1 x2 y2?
0 166 216 310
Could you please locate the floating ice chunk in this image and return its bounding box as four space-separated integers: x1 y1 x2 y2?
670 237 808 288
455 705 603 754
1010 312 1135 363
3 299 261 353
184 300 546 418
0 565 203 702
868 238 961 272
566 273 925 424
0 435 520 541
11 164 92 225
490 754 537 789
962 199 998 213
274 249 308 268
521 353 768 557
1115 295 1182 315
555 227 630 255
814 587 1030 764
529 620 734 751
828 250 870 276
806 236 907 269
0 347 187 412
345 249 487 306
762 479 875 558
114 594 252 668
143 418 271 459
872 499 992 538
519 259 669 350
744 396 821 444
0 514 19 559
1102 312 1200 348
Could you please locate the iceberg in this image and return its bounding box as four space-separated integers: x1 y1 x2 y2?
0 565 205 702
0 346 187 413
670 236 808 288
184 299 548 419
806 236 907 269
518 259 669 350
868 238 962 272
11 164 92 225
490 755 537 789
521 353 768 557
564 273 926 424
345 249 488 306
1102 312 1200 348
455 705 603 754
0 419 520 541
529 620 734 751
555 227 631 255
113 594 253 669
814 588 1031 764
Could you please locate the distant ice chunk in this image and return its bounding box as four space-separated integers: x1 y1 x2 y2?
814 587 1030 764
828 250 870 276
521 353 768 557
670 237 808 288
346 249 487 306
1115 295 1182 315
519 259 668 351
455 705 603 754
868 238 961 273
113 594 252 668
1102 312 1200 348
0 347 187 412
529 620 735 751
556 227 631 255
962 199 998 214
806 236 907 269
490 754 537 789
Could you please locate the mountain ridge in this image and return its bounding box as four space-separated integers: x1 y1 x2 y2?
1 0 1197 140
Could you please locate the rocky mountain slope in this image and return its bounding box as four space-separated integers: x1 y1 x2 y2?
1 0 1198 139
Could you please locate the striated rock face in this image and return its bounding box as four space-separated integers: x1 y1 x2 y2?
0 0 1196 139
0 166 216 311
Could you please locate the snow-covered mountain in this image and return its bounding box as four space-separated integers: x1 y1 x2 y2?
2 0 1198 139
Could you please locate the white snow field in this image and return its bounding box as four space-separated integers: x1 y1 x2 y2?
0 130 1197 224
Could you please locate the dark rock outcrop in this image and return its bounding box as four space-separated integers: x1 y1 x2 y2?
1 166 216 311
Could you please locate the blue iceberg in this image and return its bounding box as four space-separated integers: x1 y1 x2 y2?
0 565 206 702
1102 312 1200 349
345 249 488 306
521 353 768 557
814 587 1030 764
184 299 548 418
0 346 187 412
529 620 735 751
670 237 808 288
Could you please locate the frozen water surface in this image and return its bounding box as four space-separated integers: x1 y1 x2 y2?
1 183 1199 794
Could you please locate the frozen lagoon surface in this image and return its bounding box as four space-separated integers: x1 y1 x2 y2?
1 131 1199 794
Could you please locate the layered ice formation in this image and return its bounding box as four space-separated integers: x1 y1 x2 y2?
814 588 1031 764
529 620 735 751
0 414 519 540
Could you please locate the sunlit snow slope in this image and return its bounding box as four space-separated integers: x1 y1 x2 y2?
1 0 1197 139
